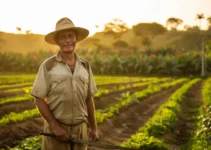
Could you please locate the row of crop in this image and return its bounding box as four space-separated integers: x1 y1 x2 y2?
120 78 201 150
0 86 31 97
7 78 187 150
0 82 32 90
94 75 144 85
0 77 159 105
0 76 161 105
0 50 211 76
0 94 32 106
0 77 172 126
183 78 211 150
0 74 35 85
0 75 144 90
94 77 171 98
0 75 145 99
0 78 153 106
95 78 188 124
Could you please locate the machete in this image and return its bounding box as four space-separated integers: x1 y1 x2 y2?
40 132 140 150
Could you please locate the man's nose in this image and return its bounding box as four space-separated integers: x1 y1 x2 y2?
65 36 72 42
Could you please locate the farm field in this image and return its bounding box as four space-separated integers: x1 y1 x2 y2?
0 74 210 150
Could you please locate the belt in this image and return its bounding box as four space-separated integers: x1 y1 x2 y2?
58 120 85 126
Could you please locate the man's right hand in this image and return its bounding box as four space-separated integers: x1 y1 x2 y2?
34 99 69 141
52 124 69 141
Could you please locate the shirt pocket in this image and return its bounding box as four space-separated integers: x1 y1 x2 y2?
50 75 68 94
79 75 89 99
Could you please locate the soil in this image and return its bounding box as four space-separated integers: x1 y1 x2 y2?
0 80 157 118
0 80 184 149
96 80 143 88
0 90 28 98
0 81 142 99
94 85 147 110
0 79 170 119
0 100 35 118
87 83 185 150
162 80 203 149
0 117 43 149
0 84 32 91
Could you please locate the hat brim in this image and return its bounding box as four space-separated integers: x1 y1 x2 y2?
45 27 89 45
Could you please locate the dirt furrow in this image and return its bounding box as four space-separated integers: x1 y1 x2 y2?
0 81 143 99
0 117 43 149
0 86 147 117
0 80 179 149
0 84 32 91
162 80 203 149
0 91 28 98
0 100 35 118
95 85 147 110
88 83 184 150
96 80 143 88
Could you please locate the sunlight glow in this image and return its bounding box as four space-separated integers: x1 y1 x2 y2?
0 0 210 36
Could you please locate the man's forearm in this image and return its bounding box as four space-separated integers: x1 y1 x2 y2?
86 97 97 130
34 98 59 128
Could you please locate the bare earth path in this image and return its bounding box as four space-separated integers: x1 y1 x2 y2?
0 80 181 149
162 80 203 149
88 83 184 150
0 81 148 149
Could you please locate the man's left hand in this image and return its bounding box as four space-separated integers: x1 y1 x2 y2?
88 129 99 141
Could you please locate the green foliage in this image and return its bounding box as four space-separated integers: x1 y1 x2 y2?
0 108 39 126
103 18 129 33
121 133 169 150
0 93 32 106
121 78 200 149
0 74 35 84
132 23 166 38
95 78 187 124
113 40 129 48
0 82 32 90
94 88 110 98
0 49 211 76
184 78 211 150
8 136 42 150
166 17 183 30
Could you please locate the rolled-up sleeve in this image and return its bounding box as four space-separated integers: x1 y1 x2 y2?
87 64 98 99
30 63 50 99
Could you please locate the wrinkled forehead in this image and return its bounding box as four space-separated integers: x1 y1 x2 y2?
57 29 77 36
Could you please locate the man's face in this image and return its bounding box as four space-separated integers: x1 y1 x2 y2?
56 30 77 53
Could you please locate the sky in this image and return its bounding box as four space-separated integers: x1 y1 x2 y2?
0 0 210 36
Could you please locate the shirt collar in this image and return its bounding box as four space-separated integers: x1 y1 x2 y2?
55 51 86 65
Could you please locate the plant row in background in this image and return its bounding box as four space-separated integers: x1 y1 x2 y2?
0 77 171 126
0 77 157 106
120 78 200 150
6 78 186 150
95 78 188 124
0 49 210 76
184 78 211 150
0 74 142 87
94 77 171 98
0 74 36 85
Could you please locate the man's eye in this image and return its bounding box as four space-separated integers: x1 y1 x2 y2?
68 34 73 38
61 35 66 39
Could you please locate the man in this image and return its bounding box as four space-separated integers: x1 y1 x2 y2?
30 17 99 150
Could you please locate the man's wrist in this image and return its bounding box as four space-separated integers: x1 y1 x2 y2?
49 120 59 129
90 124 97 130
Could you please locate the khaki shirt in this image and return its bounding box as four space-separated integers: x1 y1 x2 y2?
30 52 98 124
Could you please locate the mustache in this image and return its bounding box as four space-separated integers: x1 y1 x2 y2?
63 41 76 46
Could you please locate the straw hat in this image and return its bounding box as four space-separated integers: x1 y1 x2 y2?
45 17 89 45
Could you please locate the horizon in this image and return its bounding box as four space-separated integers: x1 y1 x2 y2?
0 0 211 36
